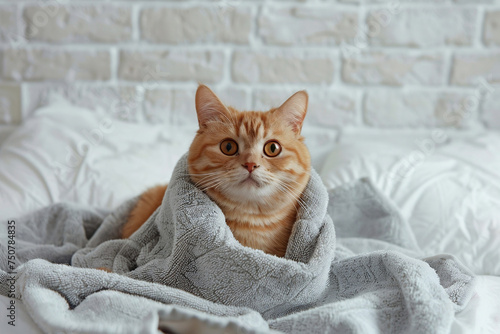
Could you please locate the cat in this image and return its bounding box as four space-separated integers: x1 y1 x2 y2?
122 85 311 257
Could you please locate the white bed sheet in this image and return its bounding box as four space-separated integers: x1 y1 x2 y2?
0 102 499 333
320 132 500 276
0 125 17 147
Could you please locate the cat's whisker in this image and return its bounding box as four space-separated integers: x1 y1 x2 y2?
214 181 227 191
273 185 301 214
196 178 223 190
263 174 298 196
191 171 225 178
198 181 220 192
194 173 222 182
188 171 224 176
201 179 227 192
195 178 217 188
192 171 226 185
273 179 313 216
195 178 219 187
278 174 314 203
195 171 233 191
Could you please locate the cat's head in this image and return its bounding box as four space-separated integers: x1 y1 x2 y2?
188 85 311 211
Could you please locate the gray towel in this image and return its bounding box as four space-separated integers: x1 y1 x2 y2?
0 154 475 333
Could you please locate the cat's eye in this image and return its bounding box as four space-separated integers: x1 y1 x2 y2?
220 139 238 156
263 141 282 157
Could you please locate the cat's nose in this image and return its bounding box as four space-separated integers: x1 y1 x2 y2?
243 162 259 173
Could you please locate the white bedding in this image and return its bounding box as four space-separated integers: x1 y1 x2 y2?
320 132 500 276
0 102 499 333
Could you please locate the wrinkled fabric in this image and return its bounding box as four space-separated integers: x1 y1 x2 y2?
0 154 475 334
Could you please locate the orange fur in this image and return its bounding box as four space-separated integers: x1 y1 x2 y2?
121 184 167 238
122 85 311 257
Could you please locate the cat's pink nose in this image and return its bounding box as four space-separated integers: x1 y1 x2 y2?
243 162 259 173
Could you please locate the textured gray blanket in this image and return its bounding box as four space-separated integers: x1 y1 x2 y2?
0 154 475 333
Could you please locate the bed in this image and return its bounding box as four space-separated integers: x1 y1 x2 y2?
0 99 499 333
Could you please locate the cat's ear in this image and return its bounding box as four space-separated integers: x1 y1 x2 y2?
275 91 308 134
195 85 231 128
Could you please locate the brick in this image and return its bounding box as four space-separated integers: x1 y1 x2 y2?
451 53 500 86
253 89 359 128
216 87 250 111
368 7 476 47
0 5 17 43
364 90 479 128
342 52 445 86
484 11 500 46
482 86 500 129
119 50 225 83
259 6 358 45
141 6 251 44
0 84 22 124
24 5 132 43
434 92 481 128
144 87 248 125
1 49 111 81
143 89 175 124
232 51 334 84
25 84 138 121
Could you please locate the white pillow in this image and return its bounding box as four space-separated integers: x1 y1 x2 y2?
0 100 194 220
320 132 500 276
0 99 339 221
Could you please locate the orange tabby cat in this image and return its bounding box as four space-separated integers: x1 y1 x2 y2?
122 85 311 257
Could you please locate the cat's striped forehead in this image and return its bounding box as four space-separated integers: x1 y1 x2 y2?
228 108 281 145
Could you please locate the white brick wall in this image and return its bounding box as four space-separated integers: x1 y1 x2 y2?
0 0 498 130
